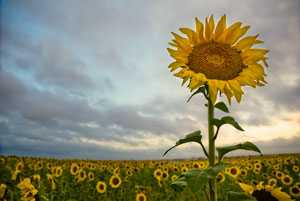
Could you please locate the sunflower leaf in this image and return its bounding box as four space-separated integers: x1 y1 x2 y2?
217 142 261 161
215 102 229 113
185 169 209 194
170 175 187 192
187 86 206 102
210 116 244 131
163 130 202 156
228 191 257 201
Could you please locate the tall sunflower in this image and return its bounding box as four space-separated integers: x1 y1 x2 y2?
239 182 293 201
167 15 269 104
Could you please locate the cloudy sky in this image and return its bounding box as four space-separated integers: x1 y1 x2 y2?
1 0 300 160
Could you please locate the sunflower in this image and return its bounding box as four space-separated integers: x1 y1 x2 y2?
167 15 269 104
78 169 86 182
55 166 63 177
0 184 6 199
153 169 162 180
181 167 189 173
96 181 106 194
88 172 95 181
289 185 300 198
281 175 293 186
228 166 240 178
136 193 147 201
268 178 277 187
171 175 178 182
276 171 284 179
17 178 38 201
70 163 79 175
109 175 122 188
240 169 247 177
216 172 225 183
162 171 169 180
292 165 299 173
239 182 293 201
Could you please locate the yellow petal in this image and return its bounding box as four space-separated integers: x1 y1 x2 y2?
195 17 205 42
179 27 199 46
235 34 263 51
167 48 189 61
235 76 256 87
228 25 250 45
207 79 218 104
239 183 255 195
213 15 226 41
224 82 233 105
188 73 207 91
241 49 269 66
228 79 244 103
218 22 242 43
205 15 215 41
168 62 185 72
171 32 193 53
217 80 226 93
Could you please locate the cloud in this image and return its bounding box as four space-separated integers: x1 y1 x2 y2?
1 0 300 160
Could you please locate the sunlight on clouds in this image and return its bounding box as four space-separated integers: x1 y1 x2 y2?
217 111 300 145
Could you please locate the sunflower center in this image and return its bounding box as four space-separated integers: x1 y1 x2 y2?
252 189 279 201
291 187 299 194
188 41 244 80
113 178 119 185
100 184 104 190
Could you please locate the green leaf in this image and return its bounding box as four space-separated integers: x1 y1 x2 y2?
187 86 206 102
185 169 209 194
170 175 187 192
215 102 229 113
217 142 261 161
184 163 229 195
163 131 202 156
228 191 257 201
210 116 244 131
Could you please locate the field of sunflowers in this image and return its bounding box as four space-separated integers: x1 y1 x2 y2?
0 154 299 201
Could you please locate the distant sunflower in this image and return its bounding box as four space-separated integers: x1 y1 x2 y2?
70 163 79 175
78 169 86 182
281 175 293 186
289 185 300 198
167 15 269 104
136 193 147 201
239 182 293 201
162 171 169 180
96 181 106 194
109 175 122 188
55 166 63 177
216 172 225 183
228 167 240 178
153 169 162 180
171 175 178 182
268 178 277 187
88 172 95 181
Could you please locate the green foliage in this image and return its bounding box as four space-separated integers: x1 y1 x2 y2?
187 86 207 102
210 116 244 131
171 162 229 195
216 142 261 161
170 175 186 192
163 131 203 156
214 102 229 113
227 191 257 201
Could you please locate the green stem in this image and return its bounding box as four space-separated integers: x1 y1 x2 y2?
208 97 217 201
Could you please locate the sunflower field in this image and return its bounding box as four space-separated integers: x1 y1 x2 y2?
0 154 299 201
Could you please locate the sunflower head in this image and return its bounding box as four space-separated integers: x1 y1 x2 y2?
168 15 269 104
239 182 293 201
